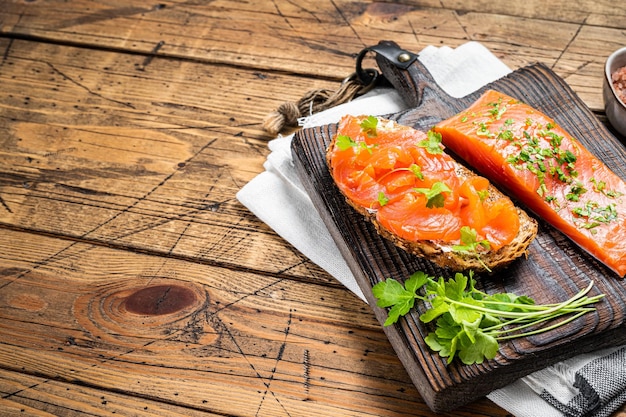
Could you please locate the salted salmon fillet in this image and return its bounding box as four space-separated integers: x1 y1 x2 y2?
434 90 626 277
327 115 538 272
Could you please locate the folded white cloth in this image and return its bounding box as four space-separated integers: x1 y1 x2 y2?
236 42 626 417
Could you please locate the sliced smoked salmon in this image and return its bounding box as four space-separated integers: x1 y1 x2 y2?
434 89 626 277
327 115 538 272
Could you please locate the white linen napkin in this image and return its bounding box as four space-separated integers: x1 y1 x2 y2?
236 42 626 416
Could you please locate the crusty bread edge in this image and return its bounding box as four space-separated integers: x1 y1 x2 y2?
326 131 538 273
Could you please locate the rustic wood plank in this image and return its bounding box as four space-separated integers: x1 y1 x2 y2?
555 25 626 113
439 0 625 27
0 369 222 416
0 398 55 417
2 0 623 110
0 38 345 283
0 228 510 416
442 12 626 112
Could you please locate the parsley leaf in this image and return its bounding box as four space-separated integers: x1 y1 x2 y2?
408 163 424 180
360 115 379 137
415 181 451 208
377 191 389 207
335 134 376 154
452 226 491 272
453 226 490 253
372 272 429 326
458 330 499 365
335 134 356 151
418 130 444 154
566 182 587 202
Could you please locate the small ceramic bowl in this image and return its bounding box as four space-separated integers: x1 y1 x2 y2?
604 46 626 137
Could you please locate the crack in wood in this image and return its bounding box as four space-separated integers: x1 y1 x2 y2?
255 309 293 417
44 61 135 109
137 40 165 71
303 349 310 398
50 6 154 30
0 195 13 213
74 138 217 243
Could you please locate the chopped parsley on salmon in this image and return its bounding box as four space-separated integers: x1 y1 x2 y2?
434 90 626 277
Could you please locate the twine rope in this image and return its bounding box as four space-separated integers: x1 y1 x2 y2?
262 75 374 136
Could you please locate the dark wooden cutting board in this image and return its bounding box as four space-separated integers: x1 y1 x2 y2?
291 57 626 412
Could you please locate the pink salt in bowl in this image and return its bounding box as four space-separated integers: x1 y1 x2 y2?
604 46 626 137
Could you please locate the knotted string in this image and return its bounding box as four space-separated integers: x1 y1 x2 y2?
262 73 377 136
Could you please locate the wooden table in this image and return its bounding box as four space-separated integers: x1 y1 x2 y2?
1 1 624 416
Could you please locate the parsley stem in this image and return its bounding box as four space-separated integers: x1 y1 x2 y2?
443 281 598 320
483 307 592 334
494 309 590 341
482 294 604 312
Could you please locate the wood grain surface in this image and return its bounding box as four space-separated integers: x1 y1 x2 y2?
1 0 625 416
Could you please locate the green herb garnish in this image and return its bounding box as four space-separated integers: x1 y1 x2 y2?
335 134 356 151
476 122 494 137
415 181 451 208
335 134 376 154
591 178 623 198
573 201 618 230
407 163 424 180
379 163 424 182
452 226 491 272
372 271 604 365
377 191 389 207
418 130 444 154
487 99 507 120
566 182 587 202
360 115 379 137
497 129 514 141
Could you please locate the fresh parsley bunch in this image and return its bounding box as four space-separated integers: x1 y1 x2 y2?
372 271 604 365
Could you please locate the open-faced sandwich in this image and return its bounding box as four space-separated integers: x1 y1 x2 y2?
326 114 538 273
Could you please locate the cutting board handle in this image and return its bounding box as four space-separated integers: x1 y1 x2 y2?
367 41 447 106
361 40 469 126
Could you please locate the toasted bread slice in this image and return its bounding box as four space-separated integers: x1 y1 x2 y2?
326 115 538 273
